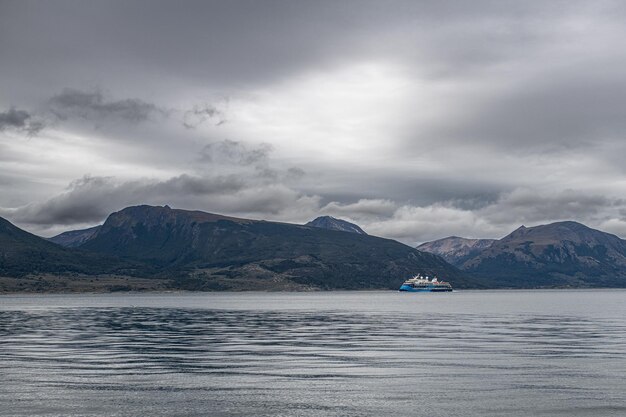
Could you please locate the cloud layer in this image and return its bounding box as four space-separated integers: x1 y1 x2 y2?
48 89 165 123
0 108 44 135
2 1 626 243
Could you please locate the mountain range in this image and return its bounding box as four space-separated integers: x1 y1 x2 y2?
1 205 465 292
417 237 496 265
3 205 626 292
0 216 146 283
418 221 626 288
48 225 101 247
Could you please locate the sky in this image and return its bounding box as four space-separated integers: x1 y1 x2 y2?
1 0 626 245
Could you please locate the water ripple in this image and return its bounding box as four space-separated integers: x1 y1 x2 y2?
1 292 626 416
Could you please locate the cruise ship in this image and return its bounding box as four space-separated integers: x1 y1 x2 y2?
399 274 453 292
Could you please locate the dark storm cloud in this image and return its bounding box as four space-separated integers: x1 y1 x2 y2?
0 108 44 135
0 108 29 129
48 89 166 123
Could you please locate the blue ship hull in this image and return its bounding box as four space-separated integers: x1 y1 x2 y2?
399 284 452 292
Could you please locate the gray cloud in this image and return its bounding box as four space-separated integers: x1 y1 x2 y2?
4 1 608 93
0 107 45 135
286 167 305 180
183 104 226 129
421 70 626 155
1 173 255 228
2 1 626 242
1 138 313 235
48 88 165 123
199 139 272 166
2 174 319 236
4 170 626 246
321 199 397 219
0 108 29 129
362 189 626 245
478 189 625 227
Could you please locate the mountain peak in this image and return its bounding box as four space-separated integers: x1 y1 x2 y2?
417 236 496 266
305 216 367 235
501 220 608 246
103 205 249 227
549 220 589 230
78 206 464 290
48 225 101 248
462 220 626 287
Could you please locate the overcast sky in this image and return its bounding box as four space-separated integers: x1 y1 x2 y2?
1 0 626 245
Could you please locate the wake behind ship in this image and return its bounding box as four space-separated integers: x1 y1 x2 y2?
399 274 453 292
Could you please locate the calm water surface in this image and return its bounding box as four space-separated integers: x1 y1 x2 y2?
1 290 625 416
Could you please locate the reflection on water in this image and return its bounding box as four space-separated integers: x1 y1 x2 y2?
1 291 625 416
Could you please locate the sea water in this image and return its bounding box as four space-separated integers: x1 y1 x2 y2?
1 290 625 416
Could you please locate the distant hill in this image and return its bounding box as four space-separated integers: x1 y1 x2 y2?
417 237 495 266
0 216 142 279
80 205 466 290
305 216 367 235
8 206 625 291
422 221 626 288
48 225 101 247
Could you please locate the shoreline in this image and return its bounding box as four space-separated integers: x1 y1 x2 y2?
2 287 626 296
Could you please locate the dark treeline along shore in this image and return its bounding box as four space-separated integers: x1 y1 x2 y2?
2 205 626 293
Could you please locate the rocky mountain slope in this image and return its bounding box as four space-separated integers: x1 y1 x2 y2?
421 221 626 287
305 216 367 235
77 205 467 290
48 225 101 247
417 237 495 266
8 205 624 290
0 216 142 279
